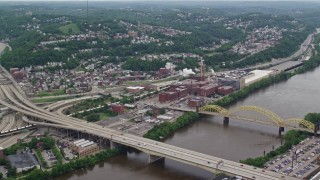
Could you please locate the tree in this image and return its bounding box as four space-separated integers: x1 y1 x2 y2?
159 108 166 115
305 113 320 124
86 114 100 122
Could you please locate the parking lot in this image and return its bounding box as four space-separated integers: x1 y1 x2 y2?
42 150 57 167
265 137 320 179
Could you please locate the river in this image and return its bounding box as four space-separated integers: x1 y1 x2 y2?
58 66 320 180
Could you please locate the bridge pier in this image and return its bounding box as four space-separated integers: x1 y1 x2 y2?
110 140 120 149
223 117 229 126
314 124 319 136
148 154 164 164
278 127 284 136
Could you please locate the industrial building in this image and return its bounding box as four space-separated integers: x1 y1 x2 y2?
159 91 179 102
69 139 100 158
217 86 234 95
218 77 241 90
197 84 219 97
159 78 220 102
243 70 273 86
7 152 40 173
188 98 205 108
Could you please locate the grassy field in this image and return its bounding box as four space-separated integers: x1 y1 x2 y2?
37 89 66 97
99 113 109 120
59 23 80 34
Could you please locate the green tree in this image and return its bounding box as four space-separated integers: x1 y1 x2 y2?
86 114 100 122
305 113 320 124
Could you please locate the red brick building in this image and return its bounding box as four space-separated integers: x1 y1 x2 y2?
188 98 205 108
111 104 124 114
159 92 178 102
198 84 219 97
217 86 233 95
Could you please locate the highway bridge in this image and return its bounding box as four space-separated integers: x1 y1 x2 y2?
0 67 298 180
168 105 317 136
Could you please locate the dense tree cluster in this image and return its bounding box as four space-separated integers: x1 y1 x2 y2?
4 137 55 155
305 113 320 125
144 112 199 141
19 149 122 180
174 58 200 70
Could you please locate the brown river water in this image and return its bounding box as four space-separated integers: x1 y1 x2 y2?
58 67 320 180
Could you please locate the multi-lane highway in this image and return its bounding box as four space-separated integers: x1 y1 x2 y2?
43 95 101 111
0 68 298 180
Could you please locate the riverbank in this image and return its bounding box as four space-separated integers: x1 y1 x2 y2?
15 148 123 180
143 112 199 141
214 52 320 107
240 130 308 168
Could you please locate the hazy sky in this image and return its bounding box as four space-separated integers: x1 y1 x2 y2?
0 0 319 1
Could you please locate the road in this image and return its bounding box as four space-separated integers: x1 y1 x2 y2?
0 68 299 180
43 95 101 111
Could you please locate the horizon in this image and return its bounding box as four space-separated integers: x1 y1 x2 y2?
0 0 320 1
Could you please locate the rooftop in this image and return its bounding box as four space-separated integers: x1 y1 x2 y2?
7 153 39 169
244 70 273 84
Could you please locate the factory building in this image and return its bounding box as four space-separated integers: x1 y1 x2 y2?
243 70 273 86
217 86 234 95
159 91 179 102
197 84 219 97
159 78 222 102
69 139 100 158
188 98 205 108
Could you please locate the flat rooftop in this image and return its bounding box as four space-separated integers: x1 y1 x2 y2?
7 153 39 169
244 70 273 84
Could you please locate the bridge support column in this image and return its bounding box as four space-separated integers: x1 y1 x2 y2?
196 106 199 113
278 127 284 136
148 154 164 164
110 140 119 149
223 117 229 125
314 125 318 136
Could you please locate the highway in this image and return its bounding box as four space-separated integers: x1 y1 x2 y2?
43 95 101 111
0 71 298 179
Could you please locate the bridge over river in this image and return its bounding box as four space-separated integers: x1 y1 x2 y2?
168 105 318 136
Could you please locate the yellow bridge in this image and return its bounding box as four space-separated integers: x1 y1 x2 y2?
198 105 317 135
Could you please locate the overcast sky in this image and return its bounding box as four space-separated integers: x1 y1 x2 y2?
0 0 320 1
